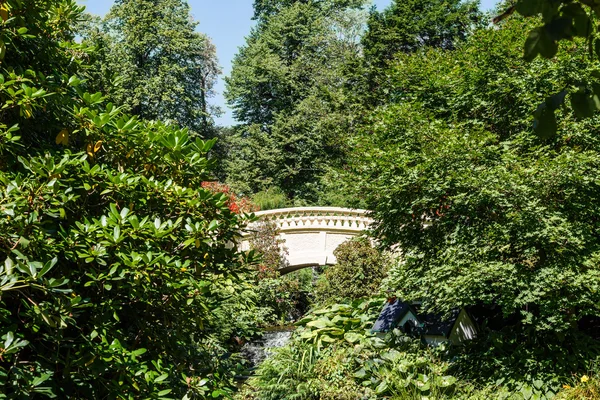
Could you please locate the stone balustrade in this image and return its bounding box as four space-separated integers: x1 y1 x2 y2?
241 207 373 273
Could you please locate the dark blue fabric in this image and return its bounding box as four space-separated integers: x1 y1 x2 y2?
416 309 461 337
371 299 412 332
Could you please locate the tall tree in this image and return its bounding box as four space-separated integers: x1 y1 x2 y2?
80 0 221 135
359 0 482 107
252 0 365 21
363 0 481 68
224 0 367 202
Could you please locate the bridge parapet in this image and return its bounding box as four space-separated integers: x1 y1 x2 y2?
242 207 373 273
249 207 371 233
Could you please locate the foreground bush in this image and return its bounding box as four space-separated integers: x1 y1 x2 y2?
0 1 253 397
237 298 498 400
315 237 390 304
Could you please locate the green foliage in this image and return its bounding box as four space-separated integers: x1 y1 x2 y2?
241 295 589 400
315 238 390 304
0 0 87 146
294 298 384 348
235 341 322 400
254 274 312 324
79 0 221 135
220 221 313 328
238 298 486 400
251 0 366 21
248 220 288 273
356 0 482 109
451 327 600 398
500 0 600 136
252 187 289 211
505 0 595 62
224 0 367 202
236 298 384 400
226 0 484 203
353 344 462 399
354 16 600 334
556 364 600 399
209 277 275 343
363 0 482 66
207 221 319 345
0 1 254 397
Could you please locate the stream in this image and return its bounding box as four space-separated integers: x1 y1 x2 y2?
241 327 294 367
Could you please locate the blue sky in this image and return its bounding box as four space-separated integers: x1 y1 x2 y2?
78 0 499 126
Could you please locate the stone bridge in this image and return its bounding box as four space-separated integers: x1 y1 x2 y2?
241 207 373 274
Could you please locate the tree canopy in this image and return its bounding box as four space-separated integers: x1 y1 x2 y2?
80 0 221 135
354 16 600 332
224 0 366 202
363 0 481 67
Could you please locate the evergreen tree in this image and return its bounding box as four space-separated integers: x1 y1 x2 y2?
363 0 481 68
224 0 367 203
252 0 366 21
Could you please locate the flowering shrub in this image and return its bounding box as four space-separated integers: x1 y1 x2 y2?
201 181 260 214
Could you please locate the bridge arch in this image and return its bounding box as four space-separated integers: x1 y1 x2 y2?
241 207 373 274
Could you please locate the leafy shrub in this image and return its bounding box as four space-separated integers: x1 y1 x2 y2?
315 237 390 304
208 223 317 345
251 186 289 211
355 15 600 335
0 1 254 397
449 326 600 398
247 220 288 277
295 298 385 348
235 298 385 400
354 345 463 399
245 221 315 324
347 15 600 398
209 278 276 344
235 342 321 400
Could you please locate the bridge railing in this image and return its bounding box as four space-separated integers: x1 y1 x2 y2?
243 207 372 234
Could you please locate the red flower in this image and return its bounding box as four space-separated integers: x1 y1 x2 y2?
201 181 259 214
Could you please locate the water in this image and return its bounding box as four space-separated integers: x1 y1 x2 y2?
241 328 293 366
